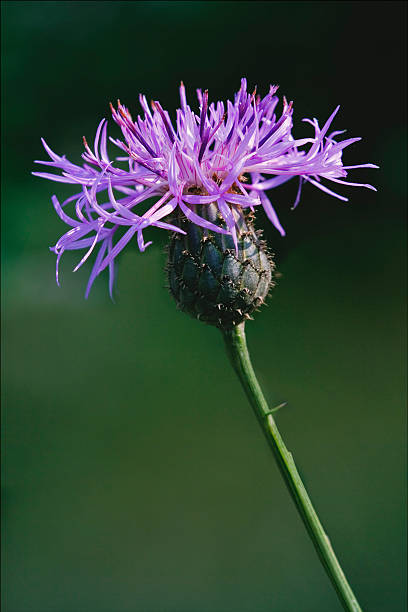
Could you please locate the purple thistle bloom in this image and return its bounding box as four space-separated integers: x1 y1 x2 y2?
33 78 377 298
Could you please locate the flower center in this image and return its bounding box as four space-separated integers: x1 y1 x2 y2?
184 173 248 197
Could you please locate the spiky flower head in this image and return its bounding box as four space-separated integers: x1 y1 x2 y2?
166 198 275 328
33 78 377 298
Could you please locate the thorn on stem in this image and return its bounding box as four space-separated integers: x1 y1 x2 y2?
263 402 288 417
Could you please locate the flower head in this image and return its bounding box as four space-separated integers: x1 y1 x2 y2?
33 79 377 297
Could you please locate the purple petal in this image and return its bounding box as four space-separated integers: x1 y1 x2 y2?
85 239 108 299
260 192 286 236
178 200 229 234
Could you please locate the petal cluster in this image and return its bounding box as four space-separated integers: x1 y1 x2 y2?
33 78 377 297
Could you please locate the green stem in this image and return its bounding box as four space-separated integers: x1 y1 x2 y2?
222 322 363 612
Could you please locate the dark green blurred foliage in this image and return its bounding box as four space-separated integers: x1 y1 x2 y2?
1 2 406 611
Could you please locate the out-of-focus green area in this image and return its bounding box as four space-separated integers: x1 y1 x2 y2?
2 2 406 611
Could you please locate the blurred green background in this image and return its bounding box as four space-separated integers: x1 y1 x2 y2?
1 1 406 611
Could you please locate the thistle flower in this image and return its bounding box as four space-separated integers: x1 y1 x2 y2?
33 80 378 609
33 78 377 298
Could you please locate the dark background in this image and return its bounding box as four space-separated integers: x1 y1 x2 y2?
2 2 406 611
